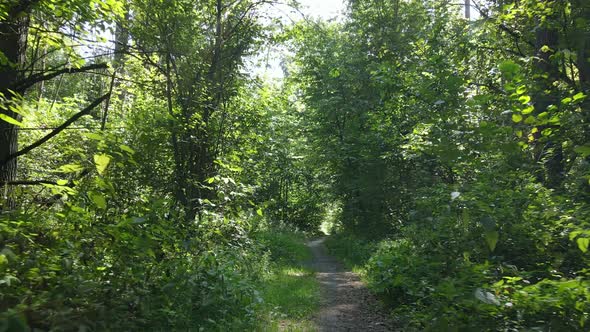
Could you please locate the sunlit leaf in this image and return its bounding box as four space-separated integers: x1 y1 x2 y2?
512 114 522 123
94 154 111 175
516 85 527 95
522 105 534 114
572 92 586 102
58 163 84 173
85 133 104 141
0 113 23 127
577 238 589 253
518 95 531 104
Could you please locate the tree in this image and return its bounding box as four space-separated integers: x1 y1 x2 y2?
128 0 264 222
0 0 122 209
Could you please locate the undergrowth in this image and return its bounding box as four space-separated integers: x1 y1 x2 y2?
327 223 590 331
254 227 320 331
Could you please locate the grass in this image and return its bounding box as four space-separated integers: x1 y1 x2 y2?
257 266 319 331
255 230 321 331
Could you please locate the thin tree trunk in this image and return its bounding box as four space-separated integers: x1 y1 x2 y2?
533 2 563 188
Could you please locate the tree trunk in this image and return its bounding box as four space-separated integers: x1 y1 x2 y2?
113 9 129 68
0 10 29 209
533 3 563 188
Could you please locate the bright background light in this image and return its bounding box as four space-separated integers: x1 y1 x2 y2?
298 0 346 20
248 0 345 79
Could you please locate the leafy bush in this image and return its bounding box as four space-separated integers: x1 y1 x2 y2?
0 194 269 331
254 225 312 265
324 233 376 268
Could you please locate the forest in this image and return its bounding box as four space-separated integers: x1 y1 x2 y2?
0 0 589 331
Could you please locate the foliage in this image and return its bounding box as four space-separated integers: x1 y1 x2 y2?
0 168 269 330
256 227 312 265
2 0 590 330
0 0 309 331
324 233 375 269
254 227 320 331
292 0 590 330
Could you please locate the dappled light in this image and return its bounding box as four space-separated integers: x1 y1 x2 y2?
1 0 589 331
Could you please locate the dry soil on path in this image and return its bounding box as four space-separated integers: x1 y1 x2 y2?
307 238 395 332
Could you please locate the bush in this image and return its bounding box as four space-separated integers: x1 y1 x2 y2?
254 225 312 265
324 233 376 268
0 200 269 331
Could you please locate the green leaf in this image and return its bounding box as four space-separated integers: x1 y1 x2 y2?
56 179 69 186
541 128 553 136
93 154 111 175
518 95 531 104
512 114 523 123
572 92 586 102
540 45 551 53
516 85 527 95
0 113 23 127
577 238 589 253
256 208 263 216
119 144 135 154
574 145 590 158
329 68 341 78
522 105 534 114
90 192 107 209
569 230 582 241
499 60 520 75
485 230 499 252
524 116 536 125
58 163 84 173
84 133 104 140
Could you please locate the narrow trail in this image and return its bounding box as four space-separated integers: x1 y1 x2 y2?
307 238 394 332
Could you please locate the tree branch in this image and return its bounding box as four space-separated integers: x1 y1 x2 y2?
13 63 108 92
472 0 535 48
0 180 59 186
0 93 110 167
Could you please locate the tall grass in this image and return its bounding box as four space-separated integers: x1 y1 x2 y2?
254 228 320 331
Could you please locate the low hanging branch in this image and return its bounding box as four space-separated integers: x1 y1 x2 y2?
0 180 59 186
13 63 108 93
0 93 110 167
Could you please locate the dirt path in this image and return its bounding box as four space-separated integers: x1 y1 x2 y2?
307 238 394 332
